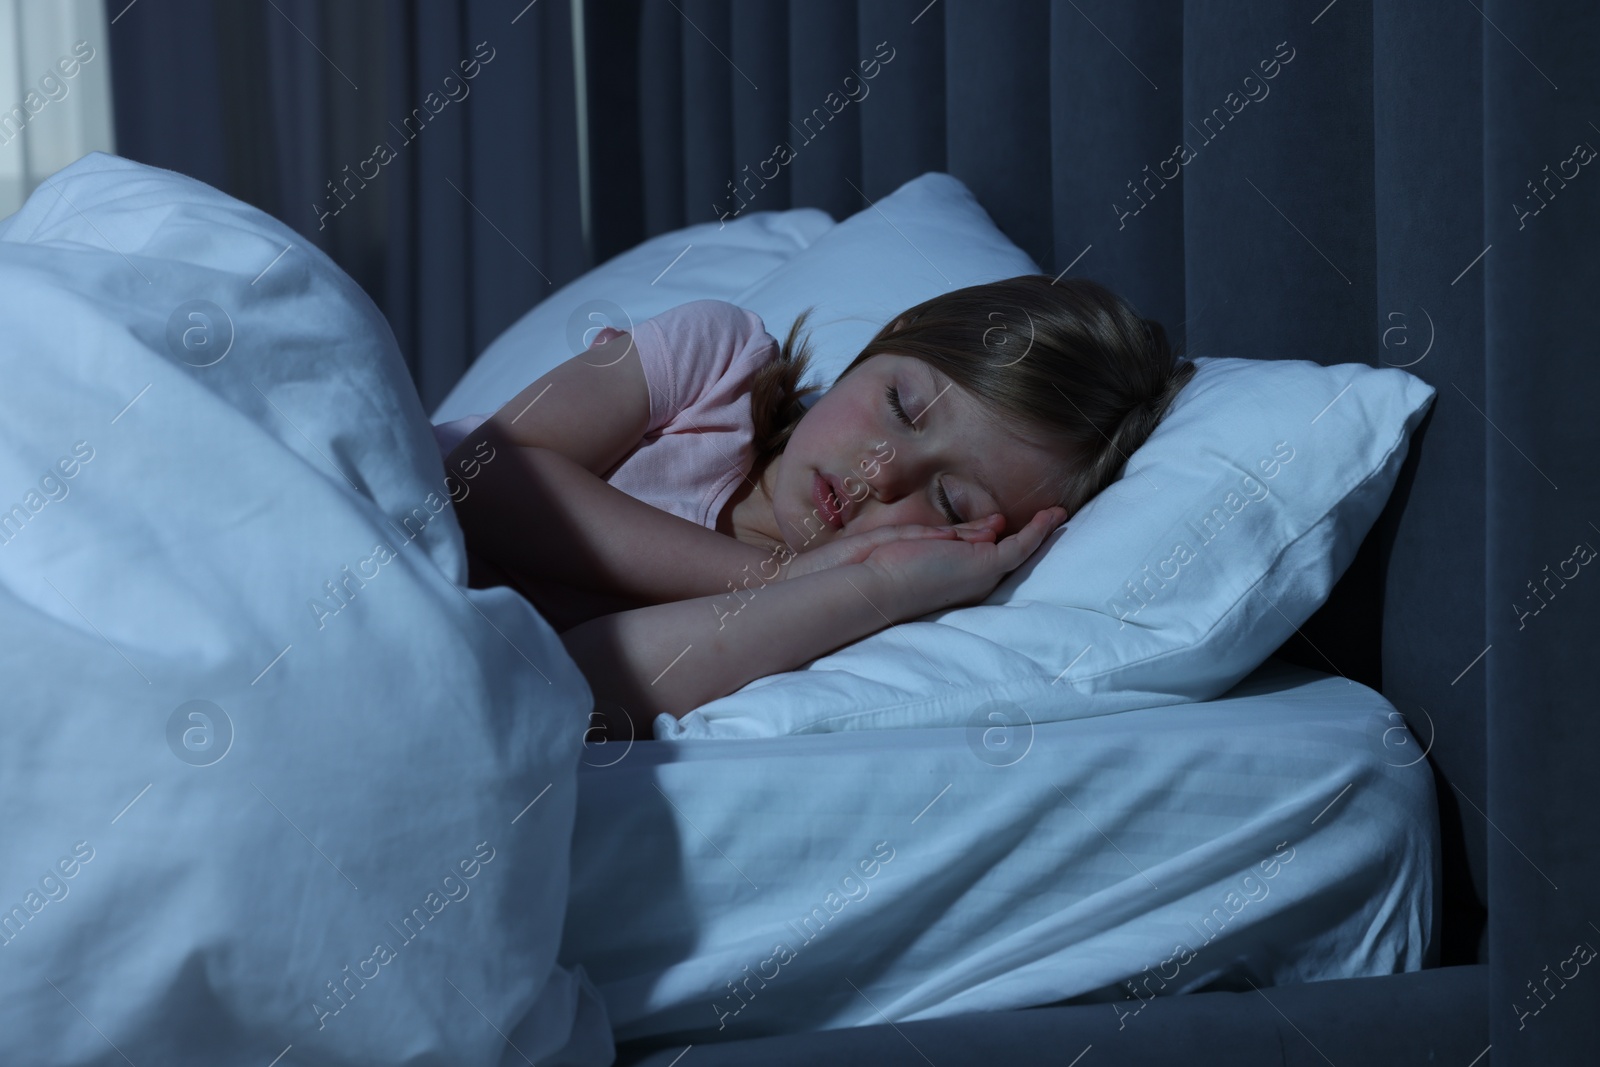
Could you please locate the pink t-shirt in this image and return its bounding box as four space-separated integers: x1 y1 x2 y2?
432 299 780 530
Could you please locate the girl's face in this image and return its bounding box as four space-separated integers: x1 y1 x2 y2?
767 353 1066 552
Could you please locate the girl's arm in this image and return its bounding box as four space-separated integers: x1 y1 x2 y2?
560 562 901 736
443 326 778 606
464 544 649 633
449 424 780 607
564 507 1068 738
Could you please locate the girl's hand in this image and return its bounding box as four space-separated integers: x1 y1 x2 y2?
777 516 1005 583
859 508 1068 621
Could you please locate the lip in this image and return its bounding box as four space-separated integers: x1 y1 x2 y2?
812 471 846 530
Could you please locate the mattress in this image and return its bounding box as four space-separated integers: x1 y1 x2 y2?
559 658 1440 1044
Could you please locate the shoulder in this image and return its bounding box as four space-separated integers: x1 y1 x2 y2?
639 299 776 346
635 299 780 383
627 300 779 426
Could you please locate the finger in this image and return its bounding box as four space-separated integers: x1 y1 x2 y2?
867 525 916 545
1014 507 1065 532
951 524 999 543
889 525 960 540
997 508 1055 542
998 508 1066 567
935 514 1001 543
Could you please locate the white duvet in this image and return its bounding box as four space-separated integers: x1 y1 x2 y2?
0 154 612 1066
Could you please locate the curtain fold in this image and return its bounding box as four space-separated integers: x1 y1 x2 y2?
1371 0 1489 971
1482 2 1600 1061
0 0 115 218
105 0 586 414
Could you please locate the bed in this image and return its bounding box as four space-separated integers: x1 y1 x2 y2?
557 0 1565 1062
565 657 1437 1049
17 0 1591 1062
418 149 1451 1056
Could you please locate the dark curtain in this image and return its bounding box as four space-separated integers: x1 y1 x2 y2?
105 0 587 414
587 1 1599 1061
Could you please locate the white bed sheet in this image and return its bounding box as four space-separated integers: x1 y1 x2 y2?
560 658 1438 1043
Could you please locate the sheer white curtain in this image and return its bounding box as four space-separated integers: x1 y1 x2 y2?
0 0 114 219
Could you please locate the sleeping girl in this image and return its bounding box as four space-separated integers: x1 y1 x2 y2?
433 274 1195 740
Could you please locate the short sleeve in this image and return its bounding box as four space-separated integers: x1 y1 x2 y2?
629 299 778 435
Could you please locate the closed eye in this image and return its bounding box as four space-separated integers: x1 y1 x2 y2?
887 384 962 523
886 383 915 427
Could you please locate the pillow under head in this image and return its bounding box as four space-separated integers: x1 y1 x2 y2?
654 174 1435 739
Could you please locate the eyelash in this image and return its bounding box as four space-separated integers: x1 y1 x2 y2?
885 384 963 524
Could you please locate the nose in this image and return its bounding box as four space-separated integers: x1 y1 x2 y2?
847 441 926 511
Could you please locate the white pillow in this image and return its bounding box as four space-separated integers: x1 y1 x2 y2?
733 172 1042 390
652 172 1436 740
0 153 612 1065
431 206 835 424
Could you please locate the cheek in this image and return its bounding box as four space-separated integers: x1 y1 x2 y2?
847 513 900 537
839 473 871 501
